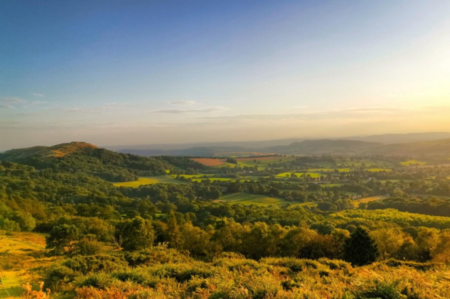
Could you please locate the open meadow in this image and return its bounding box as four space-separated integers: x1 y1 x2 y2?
113 176 184 187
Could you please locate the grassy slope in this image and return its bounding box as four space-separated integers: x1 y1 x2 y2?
401 160 427 166
113 176 184 187
0 232 55 298
352 195 387 207
217 192 316 207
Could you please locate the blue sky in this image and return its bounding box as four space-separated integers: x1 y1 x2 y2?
1 0 450 150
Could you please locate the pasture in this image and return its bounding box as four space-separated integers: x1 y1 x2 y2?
308 168 350 173
401 160 426 166
113 176 183 187
217 193 317 207
366 168 392 172
217 193 288 206
352 195 387 207
275 172 323 179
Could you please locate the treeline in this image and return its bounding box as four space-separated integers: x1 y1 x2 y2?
367 197 450 217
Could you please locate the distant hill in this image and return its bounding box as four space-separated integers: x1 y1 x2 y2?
0 142 179 181
267 139 381 155
345 132 450 144
105 132 450 157
106 139 303 152
0 142 98 160
119 146 245 157
268 138 450 156
373 138 450 156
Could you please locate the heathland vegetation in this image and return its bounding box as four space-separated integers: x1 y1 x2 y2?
1 142 450 298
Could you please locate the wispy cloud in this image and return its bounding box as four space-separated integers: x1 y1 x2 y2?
168 100 198 105
31 93 44 97
0 97 27 109
152 106 228 114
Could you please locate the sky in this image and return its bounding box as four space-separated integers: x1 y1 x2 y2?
1 0 450 150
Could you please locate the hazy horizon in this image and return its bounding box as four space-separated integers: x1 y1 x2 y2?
2 0 450 150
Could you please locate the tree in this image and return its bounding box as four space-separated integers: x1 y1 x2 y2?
166 211 182 249
75 235 102 255
120 217 155 251
343 227 379 266
46 224 79 256
370 228 404 260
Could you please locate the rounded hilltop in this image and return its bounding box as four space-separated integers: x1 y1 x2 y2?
0 141 99 160
50 142 98 157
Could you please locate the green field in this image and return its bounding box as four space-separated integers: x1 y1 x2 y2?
275 172 323 178
235 157 295 169
217 193 286 206
213 162 239 168
192 178 235 182
366 168 392 172
217 192 317 207
306 161 336 167
401 160 426 166
113 176 183 187
336 159 393 168
308 168 350 173
173 174 213 179
321 183 342 187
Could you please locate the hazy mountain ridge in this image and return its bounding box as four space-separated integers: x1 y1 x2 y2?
109 132 450 157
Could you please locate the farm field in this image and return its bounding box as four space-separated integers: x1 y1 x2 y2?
308 168 350 172
217 193 292 206
213 162 238 168
192 178 235 182
192 156 295 170
366 168 392 172
401 160 426 166
352 195 387 207
321 183 342 187
275 172 323 178
336 159 394 168
113 176 183 187
173 174 214 179
235 156 295 168
191 158 226 166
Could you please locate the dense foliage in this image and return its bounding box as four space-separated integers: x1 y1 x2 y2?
2 147 450 298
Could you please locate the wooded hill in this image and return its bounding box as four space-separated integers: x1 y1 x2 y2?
0 142 204 182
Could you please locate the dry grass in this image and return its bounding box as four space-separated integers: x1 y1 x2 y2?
0 232 58 299
352 196 387 207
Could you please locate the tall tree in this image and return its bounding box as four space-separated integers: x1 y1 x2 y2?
120 217 155 251
46 224 79 256
344 227 379 266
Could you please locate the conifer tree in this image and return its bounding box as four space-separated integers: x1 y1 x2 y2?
344 227 379 266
